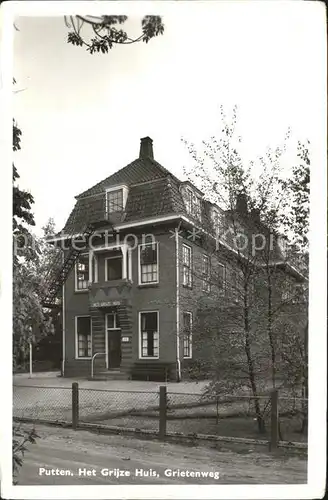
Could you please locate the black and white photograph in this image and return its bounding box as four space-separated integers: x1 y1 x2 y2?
1 1 326 499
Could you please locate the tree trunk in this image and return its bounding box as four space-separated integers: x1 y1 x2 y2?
244 285 265 433
267 273 276 389
300 321 308 434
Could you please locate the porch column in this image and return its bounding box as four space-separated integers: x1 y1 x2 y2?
94 254 98 282
128 247 132 281
88 250 93 283
122 244 128 279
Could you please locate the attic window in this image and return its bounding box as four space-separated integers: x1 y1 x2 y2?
278 237 288 258
105 185 128 214
212 208 223 235
184 188 202 219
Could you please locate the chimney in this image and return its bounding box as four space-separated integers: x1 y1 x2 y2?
236 193 248 215
251 208 261 224
139 136 154 159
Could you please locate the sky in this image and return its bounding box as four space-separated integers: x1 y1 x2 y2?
11 1 326 235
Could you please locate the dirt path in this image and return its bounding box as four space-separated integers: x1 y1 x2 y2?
16 424 307 485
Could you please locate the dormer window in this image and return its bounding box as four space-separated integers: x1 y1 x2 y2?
211 207 223 235
278 236 288 259
184 187 202 220
105 185 128 215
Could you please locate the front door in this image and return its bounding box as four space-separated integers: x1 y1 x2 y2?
108 330 121 369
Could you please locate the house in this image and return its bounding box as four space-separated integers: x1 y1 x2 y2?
46 136 306 381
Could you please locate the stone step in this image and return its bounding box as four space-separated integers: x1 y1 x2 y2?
88 370 130 381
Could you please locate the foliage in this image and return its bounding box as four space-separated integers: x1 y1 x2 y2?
65 15 164 54
183 106 309 433
12 124 54 368
13 121 35 238
13 425 39 484
281 140 310 250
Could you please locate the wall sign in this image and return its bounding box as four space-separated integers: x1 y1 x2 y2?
122 337 130 343
92 300 121 308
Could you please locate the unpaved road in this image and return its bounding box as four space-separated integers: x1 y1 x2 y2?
16 424 307 485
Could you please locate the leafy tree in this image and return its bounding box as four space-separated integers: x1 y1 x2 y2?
279 140 310 433
183 106 308 434
13 121 42 481
13 121 35 238
13 123 53 369
281 141 310 250
65 15 164 54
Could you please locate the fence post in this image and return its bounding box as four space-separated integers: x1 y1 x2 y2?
269 389 278 451
72 382 79 430
159 385 167 440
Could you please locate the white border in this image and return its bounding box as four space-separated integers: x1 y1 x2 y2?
138 310 159 359
2 1 326 499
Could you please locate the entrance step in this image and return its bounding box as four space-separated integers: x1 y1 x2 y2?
88 370 130 381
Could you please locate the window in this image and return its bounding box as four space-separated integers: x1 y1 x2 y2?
106 311 120 330
278 237 288 259
139 242 159 284
218 263 226 294
282 280 292 301
75 254 89 291
75 316 92 358
183 312 192 358
193 195 201 219
184 188 202 219
106 189 124 213
182 244 192 287
212 208 223 236
230 268 239 300
185 188 193 214
202 254 210 292
105 256 122 281
139 311 159 358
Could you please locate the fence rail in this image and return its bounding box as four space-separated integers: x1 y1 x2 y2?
13 383 308 449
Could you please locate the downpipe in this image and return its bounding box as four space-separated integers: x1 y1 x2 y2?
175 227 181 382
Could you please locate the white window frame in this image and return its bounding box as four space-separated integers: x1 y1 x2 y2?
138 241 159 285
278 236 288 259
138 310 159 359
185 187 193 214
105 185 128 215
75 315 92 359
183 312 192 359
218 263 226 294
182 243 192 288
184 187 202 220
211 207 223 235
104 255 123 282
75 253 89 292
105 311 121 331
192 195 202 219
202 254 210 292
230 267 240 302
